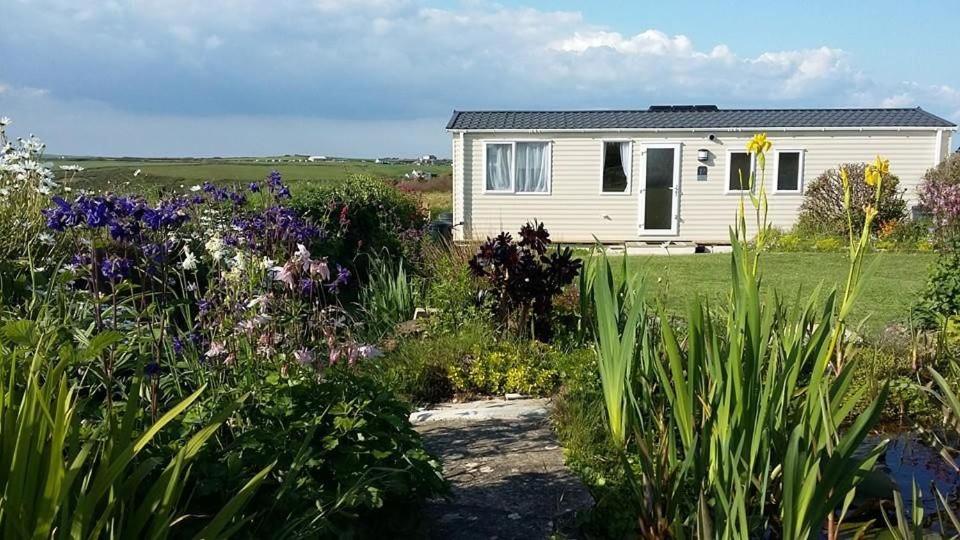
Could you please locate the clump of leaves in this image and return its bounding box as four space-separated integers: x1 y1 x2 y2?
796 162 906 235
468 222 582 341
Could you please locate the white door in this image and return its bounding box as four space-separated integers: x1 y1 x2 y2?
638 143 681 235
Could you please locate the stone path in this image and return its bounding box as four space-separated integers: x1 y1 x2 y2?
411 399 594 540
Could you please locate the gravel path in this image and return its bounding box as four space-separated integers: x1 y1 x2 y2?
412 399 593 540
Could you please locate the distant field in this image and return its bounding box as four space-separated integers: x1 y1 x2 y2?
50 157 454 214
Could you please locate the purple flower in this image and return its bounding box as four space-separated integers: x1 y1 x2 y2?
145 362 161 377
298 278 316 296
325 264 350 293
249 182 260 192
100 256 132 282
172 336 184 355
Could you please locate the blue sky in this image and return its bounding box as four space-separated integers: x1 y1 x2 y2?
1 0 957 157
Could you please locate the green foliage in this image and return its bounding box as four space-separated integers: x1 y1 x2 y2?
294 175 429 272
359 255 419 338
814 235 844 252
447 342 589 397
0 320 265 538
575 142 893 537
913 242 960 328
189 368 447 538
419 242 489 333
797 162 906 236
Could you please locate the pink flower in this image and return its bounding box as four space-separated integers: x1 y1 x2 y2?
206 341 226 358
294 348 315 365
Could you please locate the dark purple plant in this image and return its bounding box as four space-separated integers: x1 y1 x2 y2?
469 222 582 341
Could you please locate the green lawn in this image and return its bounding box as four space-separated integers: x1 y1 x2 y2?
52 158 451 191
49 157 454 214
626 252 935 334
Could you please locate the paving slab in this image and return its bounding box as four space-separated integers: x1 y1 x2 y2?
413 399 593 540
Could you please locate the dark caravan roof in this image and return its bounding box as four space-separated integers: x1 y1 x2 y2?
446 107 956 131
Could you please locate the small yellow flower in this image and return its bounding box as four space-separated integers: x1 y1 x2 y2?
839 167 850 190
864 155 889 187
746 133 772 156
870 155 890 176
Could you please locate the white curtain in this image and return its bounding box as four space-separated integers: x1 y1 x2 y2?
485 144 512 191
515 142 549 192
619 142 631 181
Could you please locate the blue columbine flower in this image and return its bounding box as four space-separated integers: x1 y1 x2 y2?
100 256 132 282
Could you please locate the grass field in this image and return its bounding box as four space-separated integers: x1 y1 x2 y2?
51 157 454 214
625 251 935 335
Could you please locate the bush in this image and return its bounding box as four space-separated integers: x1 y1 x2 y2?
468 222 582 341
919 152 960 246
368 326 592 403
796 162 906 235
189 369 446 538
913 241 960 327
294 176 429 274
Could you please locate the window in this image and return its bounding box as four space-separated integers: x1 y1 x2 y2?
485 143 513 192
601 141 631 193
484 141 550 193
726 151 754 192
775 150 803 193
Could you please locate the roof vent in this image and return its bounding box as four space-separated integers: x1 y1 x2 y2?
648 105 719 112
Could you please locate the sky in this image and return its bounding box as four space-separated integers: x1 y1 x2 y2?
1 0 958 157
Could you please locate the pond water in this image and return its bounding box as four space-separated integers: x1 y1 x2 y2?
870 433 960 515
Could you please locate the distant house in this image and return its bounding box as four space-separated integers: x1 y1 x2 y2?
307 155 327 162
418 154 438 164
404 169 435 180
447 105 956 243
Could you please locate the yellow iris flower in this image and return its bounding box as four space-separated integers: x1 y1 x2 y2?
746 133 772 156
864 155 889 187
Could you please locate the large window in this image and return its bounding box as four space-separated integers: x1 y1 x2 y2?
775 150 803 193
726 151 754 192
601 141 631 193
484 141 551 193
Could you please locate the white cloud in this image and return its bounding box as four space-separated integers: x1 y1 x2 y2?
0 0 957 155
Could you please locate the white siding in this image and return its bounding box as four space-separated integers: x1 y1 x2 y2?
454 129 941 243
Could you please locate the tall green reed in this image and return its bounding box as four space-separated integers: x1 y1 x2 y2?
0 319 271 538
588 134 891 538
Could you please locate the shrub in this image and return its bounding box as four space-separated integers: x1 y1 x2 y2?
189 369 446 538
367 328 493 404
293 175 429 273
796 162 905 235
468 222 582 341
813 236 843 252
913 240 960 328
918 152 960 246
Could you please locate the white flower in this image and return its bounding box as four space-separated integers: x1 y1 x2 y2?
181 247 198 271
0 188 8 197
358 345 382 359
134 169 142 177
204 235 225 261
260 257 275 270
38 233 54 245
0 117 9 127
190 184 202 192
229 252 245 271
295 243 311 263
